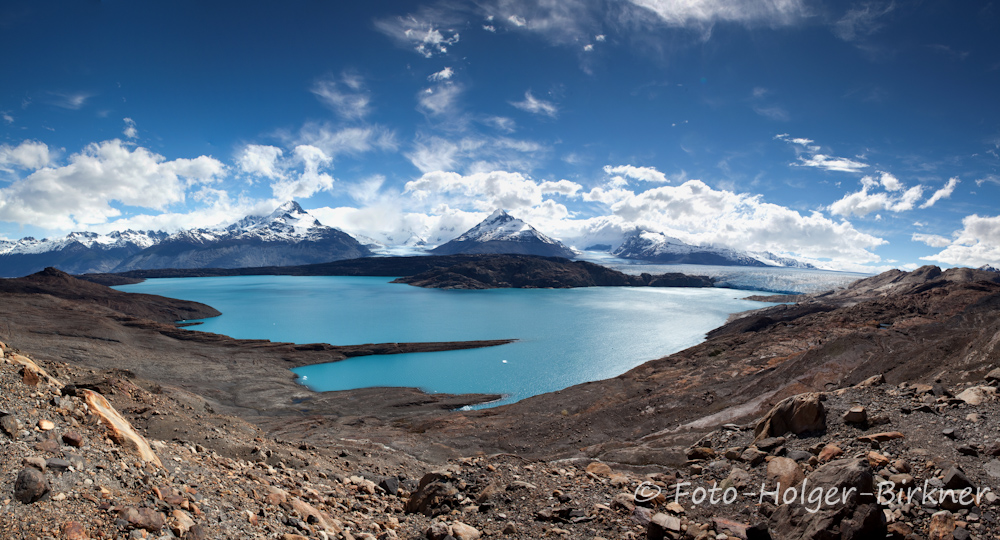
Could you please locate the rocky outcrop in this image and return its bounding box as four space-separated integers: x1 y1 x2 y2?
754 393 826 440
82 389 162 467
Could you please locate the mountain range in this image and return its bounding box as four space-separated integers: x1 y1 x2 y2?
1 204 819 277
0 202 370 277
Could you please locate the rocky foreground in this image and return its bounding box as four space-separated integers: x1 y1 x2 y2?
7 335 1000 539
5 264 1000 539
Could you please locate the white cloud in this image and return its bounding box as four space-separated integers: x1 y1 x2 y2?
539 179 583 197
346 175 386 204
122 118 138 139
583 43 594 52
48 91 93 110
418 83 463 116
919 177 959 208
603 164 670 184
508 14 527 27
922 214 1000 267
574 178 885 262
483 116 516 133
311 75 372 120
428 67 454 81
796 153 868 173
775 133 867 173
404 170 556 211
834 1 894 42
829 174 925 217
270 145 335 201
293 123 398 159
483 24 496 32
595 34 606 41
237 144 285 180
405 135 548 174
0 139 224 229
628 0 808 30
753 105 789 121
3 111 14 124
912 233 952 248
510 90 558 118
0 140 52 172
375 15 460 58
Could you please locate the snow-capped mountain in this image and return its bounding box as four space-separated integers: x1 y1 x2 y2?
0 230 168 277
431 209 576 258
611 229 813 268
980 264 999 273
113 201 372 271
0 202 372 277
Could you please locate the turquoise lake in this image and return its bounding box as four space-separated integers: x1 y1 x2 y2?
117 276 775 407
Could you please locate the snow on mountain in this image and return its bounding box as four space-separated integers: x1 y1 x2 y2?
611 229 780 267
750 251 817 269
112 201 371 271
431 209 576 258
0 230 169 277
980 264 999 273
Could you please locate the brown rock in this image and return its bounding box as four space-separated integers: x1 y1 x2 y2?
37 419 55 431
22 366 40 386
886 522 912 539
867 451 890 469
755 393 826 440
1 414 20 439
817 444 843 462
843 406 867 424
858 431 904 443
928 510 956 540
767 457 804 502
62 431 84 448
170 509 195 537
426 522 450 540
14 466 49 503
82 389 162 467
450 521 481 540
686 446 715 460
648 512 682 540
768 459 885 540
61 521 88 540
586 462 613 476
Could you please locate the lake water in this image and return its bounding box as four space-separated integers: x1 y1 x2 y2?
117 276 776 407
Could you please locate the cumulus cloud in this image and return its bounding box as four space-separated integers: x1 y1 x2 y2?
237 144 285 180
603 164 670 184
0 140 52 172
540 179 583 197
829 173 924 217
311 74 371 120
404 170 555 211
510 90 558 118
122 118 138 139
270 145 335 201
375 15 460 58
920 177 959 208
583 178 885 262
922 214 1000 267
912 233 952 248
0 139 225 229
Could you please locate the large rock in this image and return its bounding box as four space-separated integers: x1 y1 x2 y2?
406 479 460 516
13 467 49 503
767 457 805 502
82 389 162 467
755 393 826 440
768 458 885 540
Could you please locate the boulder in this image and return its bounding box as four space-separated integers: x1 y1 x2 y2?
766 457 804 502
13 467 49 503
755 394 826 440
450 521 481 540
843 406 867 424
406 480 460 516
768 459 885 540
647 512 682 540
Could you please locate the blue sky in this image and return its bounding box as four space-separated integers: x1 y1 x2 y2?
1 0 998 271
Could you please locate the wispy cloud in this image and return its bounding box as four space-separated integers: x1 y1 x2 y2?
428 67 454 82
418 83 463 117
919 177 959 208
776 133 868 173
510 90 558 118
1 111 12 124
628 0 809 32
911 232 952 248
375 13 460 58
833 1 895 42
47 91 93 110
311 74 372 120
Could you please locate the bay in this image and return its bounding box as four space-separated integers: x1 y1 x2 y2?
117 276 776 407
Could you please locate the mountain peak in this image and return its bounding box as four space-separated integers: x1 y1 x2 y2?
430 210 575 258
271 200 306 217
